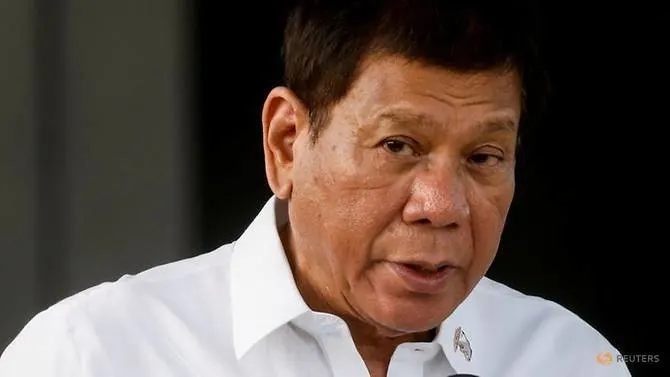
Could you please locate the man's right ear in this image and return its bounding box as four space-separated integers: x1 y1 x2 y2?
261 87 309 200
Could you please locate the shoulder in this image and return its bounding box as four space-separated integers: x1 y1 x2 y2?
473 277 606 340
52 242 234 321
467 277 631 376
0 243 236 376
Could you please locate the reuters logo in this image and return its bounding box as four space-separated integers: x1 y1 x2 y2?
596 352 613 365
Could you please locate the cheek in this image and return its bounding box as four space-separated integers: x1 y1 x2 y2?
467 184 514 277
323 192 403 269
312 188 409 278
293 137 415 274
303 143 406 224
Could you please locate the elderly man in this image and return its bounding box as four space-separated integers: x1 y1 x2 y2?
0 1 631 376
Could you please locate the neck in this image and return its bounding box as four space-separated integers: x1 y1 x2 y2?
280 224 436 374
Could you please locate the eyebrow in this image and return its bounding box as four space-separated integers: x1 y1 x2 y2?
374 110 518 134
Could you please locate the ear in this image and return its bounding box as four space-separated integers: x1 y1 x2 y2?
261 86 309 200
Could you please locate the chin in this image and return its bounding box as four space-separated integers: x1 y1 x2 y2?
367 298 451 335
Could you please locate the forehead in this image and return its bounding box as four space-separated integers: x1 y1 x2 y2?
340 55 522 127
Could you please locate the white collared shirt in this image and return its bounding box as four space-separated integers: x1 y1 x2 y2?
0 196 632 377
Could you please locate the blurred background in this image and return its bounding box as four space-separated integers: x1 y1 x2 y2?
1 1 667 375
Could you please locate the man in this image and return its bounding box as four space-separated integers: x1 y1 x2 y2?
0 1 631 376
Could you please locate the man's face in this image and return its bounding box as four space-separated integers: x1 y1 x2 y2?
285 55 520 334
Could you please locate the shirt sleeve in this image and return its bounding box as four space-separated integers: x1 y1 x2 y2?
0 308 83 377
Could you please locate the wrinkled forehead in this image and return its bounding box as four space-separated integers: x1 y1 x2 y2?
340 56 522 128
355 55 521 101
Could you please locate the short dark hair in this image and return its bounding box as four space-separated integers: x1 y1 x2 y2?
282 0 549 144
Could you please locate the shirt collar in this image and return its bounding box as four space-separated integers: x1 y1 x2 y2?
435 289 481 374
230 195 310 359
230 195 483 374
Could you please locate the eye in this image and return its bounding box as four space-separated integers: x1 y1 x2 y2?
469 151 504 167
382 138 418 157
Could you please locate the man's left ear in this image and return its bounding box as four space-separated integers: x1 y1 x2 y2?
261 86 308 200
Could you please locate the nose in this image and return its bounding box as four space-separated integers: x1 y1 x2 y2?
402 162 470 228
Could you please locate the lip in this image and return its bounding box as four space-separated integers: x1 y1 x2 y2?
386 261 454 294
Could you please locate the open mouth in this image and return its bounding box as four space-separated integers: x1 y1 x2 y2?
402 263 449 273
388 261 454 294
